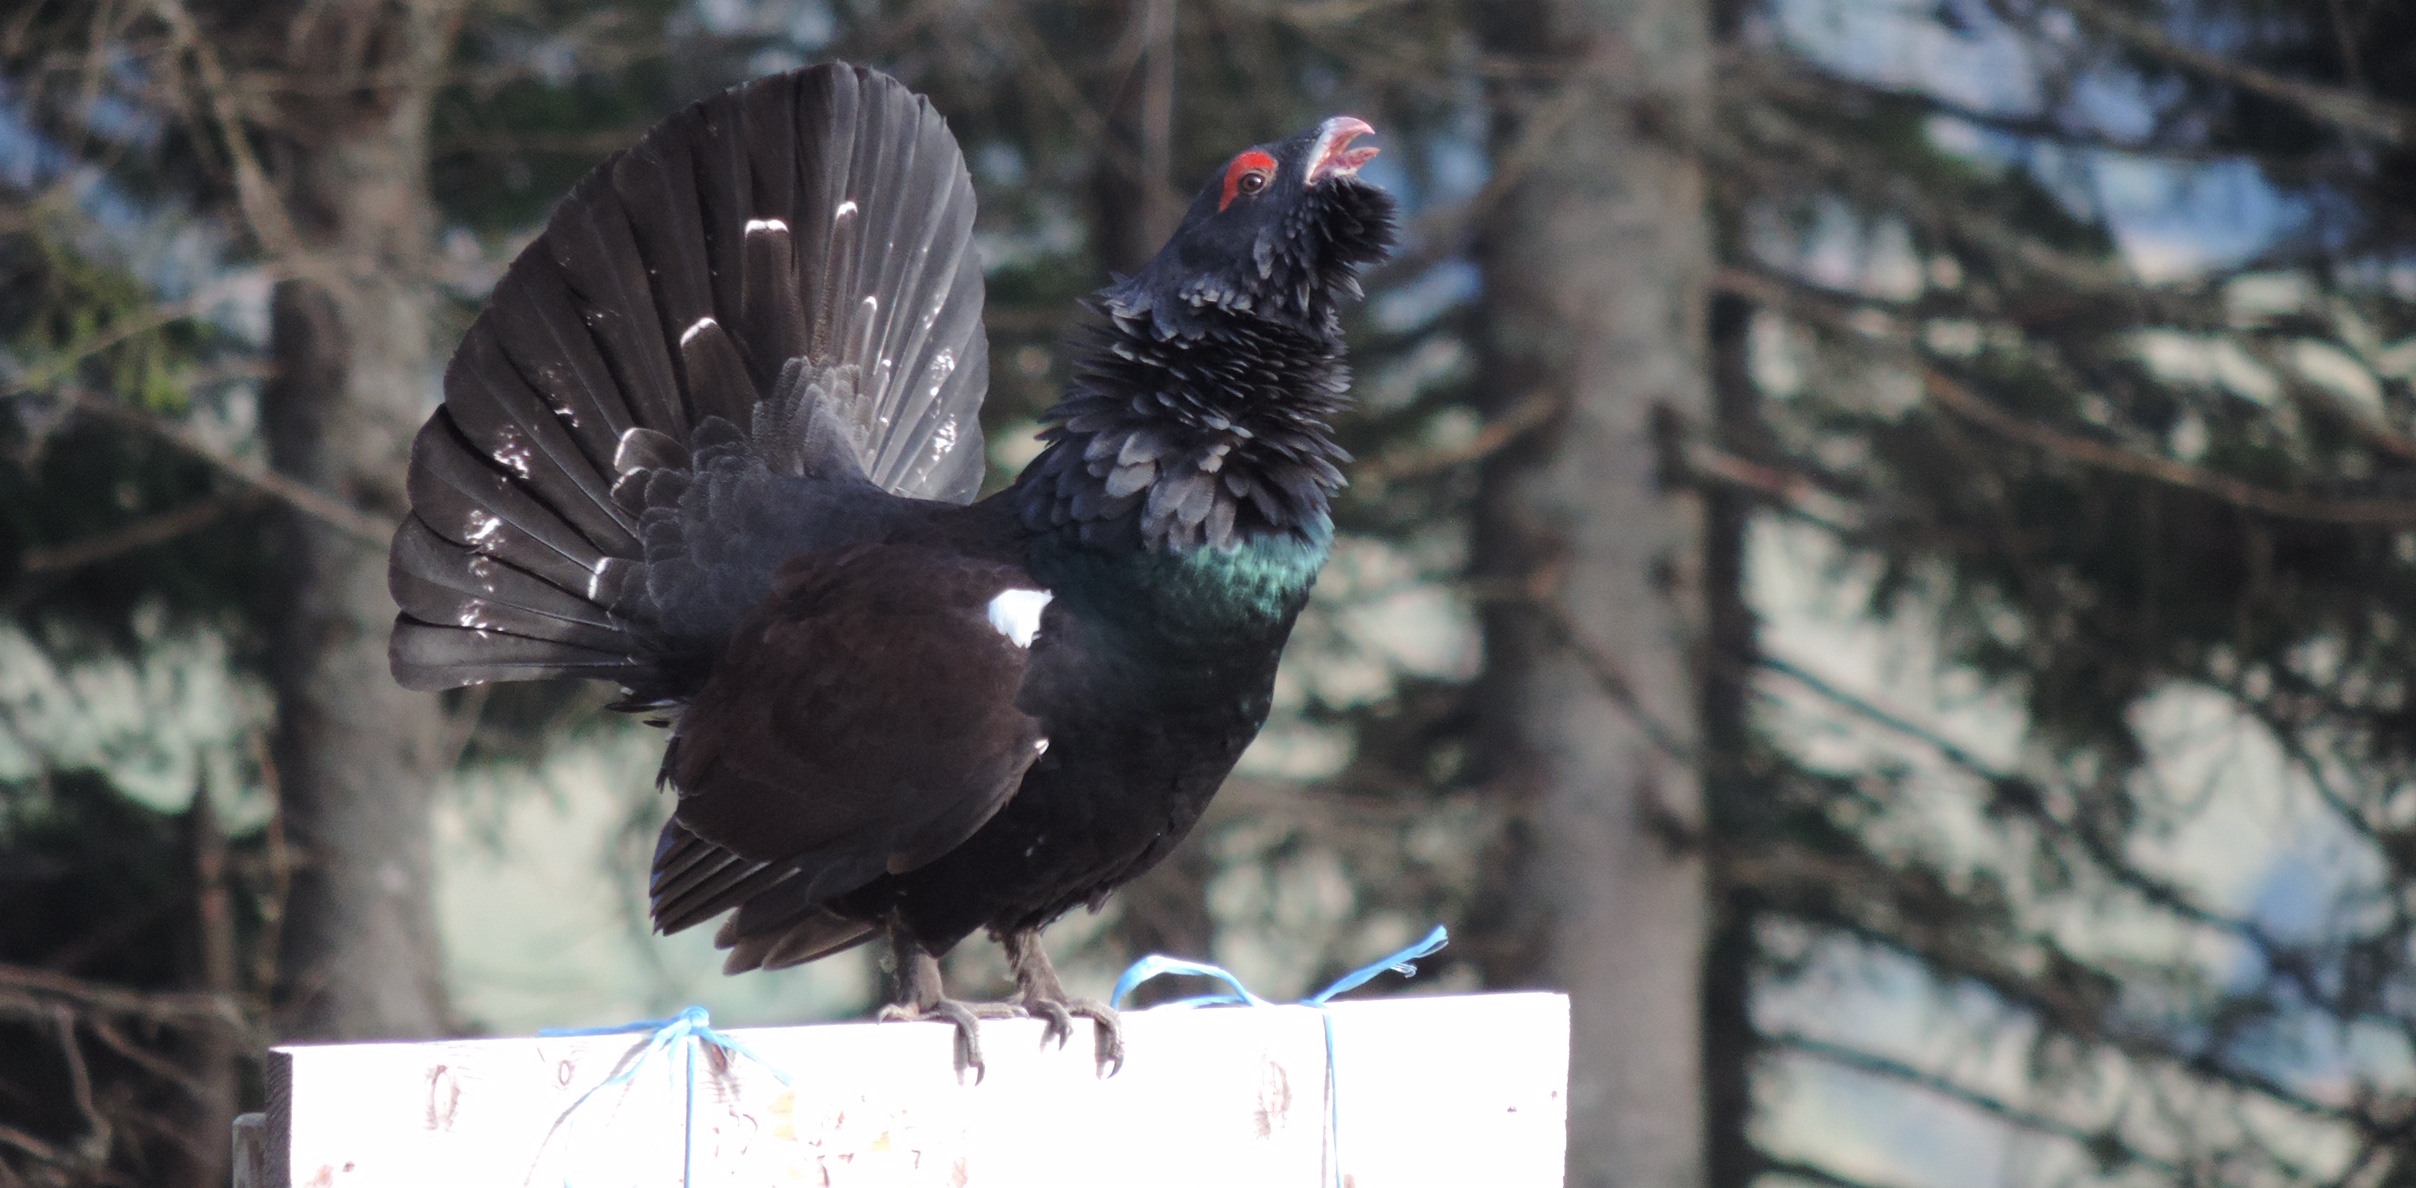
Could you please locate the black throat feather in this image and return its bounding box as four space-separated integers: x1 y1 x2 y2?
1012 177 1395 554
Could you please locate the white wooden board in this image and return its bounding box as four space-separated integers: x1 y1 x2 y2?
259 992 1567 1188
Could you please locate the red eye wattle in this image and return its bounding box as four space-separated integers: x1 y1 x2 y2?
1219 151 1278 211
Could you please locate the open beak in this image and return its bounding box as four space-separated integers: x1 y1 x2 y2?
1306 116 1378 187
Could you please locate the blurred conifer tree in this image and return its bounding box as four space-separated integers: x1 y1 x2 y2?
10 1 2412 1185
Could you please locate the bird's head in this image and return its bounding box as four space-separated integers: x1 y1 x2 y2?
1110 116 1398 337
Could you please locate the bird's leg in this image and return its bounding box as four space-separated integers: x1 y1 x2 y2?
875 926 1016 1081
1003 929 1124 1074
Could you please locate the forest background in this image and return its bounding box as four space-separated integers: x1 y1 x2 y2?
3 0 2412 1186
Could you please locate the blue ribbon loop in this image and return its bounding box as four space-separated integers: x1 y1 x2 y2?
1110 924 1448 1008
1108 925 1450 1188
534 1005 791 1187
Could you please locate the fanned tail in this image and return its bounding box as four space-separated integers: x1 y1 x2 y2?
389 63 989 696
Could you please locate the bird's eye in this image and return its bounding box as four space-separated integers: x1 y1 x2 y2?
1219 150 1281 210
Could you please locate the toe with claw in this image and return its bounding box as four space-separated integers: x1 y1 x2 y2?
878 997 1020 1081
1005 928 1126 1075
881 929 1024 1082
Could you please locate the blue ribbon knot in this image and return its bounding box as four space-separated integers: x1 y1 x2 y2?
1109 925 1450 1188
536 1005 792 1187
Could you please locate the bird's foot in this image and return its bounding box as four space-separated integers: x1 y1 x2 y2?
1018 991 1124 1075
877 998 1021 1082
1000 927 1124 1076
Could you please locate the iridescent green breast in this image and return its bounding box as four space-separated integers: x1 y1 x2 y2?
1032 519 1331 655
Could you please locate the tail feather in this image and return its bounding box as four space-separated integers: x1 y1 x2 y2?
740 225 811 373
718 910 876 974
609 137 751 428
658 861 793 936
405 417 608 595
390 63 990 694
716 878 882 971
648 820 806 939
390 519 623 641
441 332 640 554
390 619 635 687
541 192 691 438
487 259 650 449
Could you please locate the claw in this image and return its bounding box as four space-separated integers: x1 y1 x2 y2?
878 998 1008 1082
1068 999 1125 1076
1026 998 1076 1049
1001 929 1126 1077
1014 992 1123 1075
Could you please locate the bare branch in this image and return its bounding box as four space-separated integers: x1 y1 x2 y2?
1468 585 1704 769
54 384 391 547
1715 267 2416 526
0 964 249 1035
0 1124 74 1176
1681 440 1868 533
1753 653 2285 945
1385 39 1622 276
1708 103 2144 298
1355 388 1563 490
20 497 241 574
1753 1155 1928 1188
2 269 277 396
1921 364 2416 525
50 1006 106 1169
1771 1031 2181 1176
1734 48 2243 164
2043 0 2414 146
149 0 316 273
80 1014 212 1100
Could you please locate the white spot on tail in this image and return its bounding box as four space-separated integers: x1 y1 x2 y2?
985 588 1052 648
834 200 858 220
490 429 533 478
680 316 717 346
745 218 789 234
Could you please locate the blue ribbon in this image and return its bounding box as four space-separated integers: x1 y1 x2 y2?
534 1006 792 1187
1108 925 1449 1187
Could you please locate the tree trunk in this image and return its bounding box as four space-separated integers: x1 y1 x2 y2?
1700 291 1762 1188
258 0 459 1041
1468 1 1715 1185
1091 0 1179 276
174 781 239 1188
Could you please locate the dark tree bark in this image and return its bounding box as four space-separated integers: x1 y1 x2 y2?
172 783 239 1188
1090 0 1180 276
1699 290 1761 1188
255 0 461 1041
1468 1 1716 1185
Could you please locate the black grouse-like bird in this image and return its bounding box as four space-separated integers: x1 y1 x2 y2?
388 63 1394 1071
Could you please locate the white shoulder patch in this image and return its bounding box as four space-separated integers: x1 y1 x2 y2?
985 588 1053 648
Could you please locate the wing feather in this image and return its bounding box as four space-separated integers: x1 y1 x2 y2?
648 544 1046 948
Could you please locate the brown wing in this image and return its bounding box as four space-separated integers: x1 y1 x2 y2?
646 542 1048 969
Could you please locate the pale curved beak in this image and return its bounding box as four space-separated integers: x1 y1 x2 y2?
1306 116 1379 186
